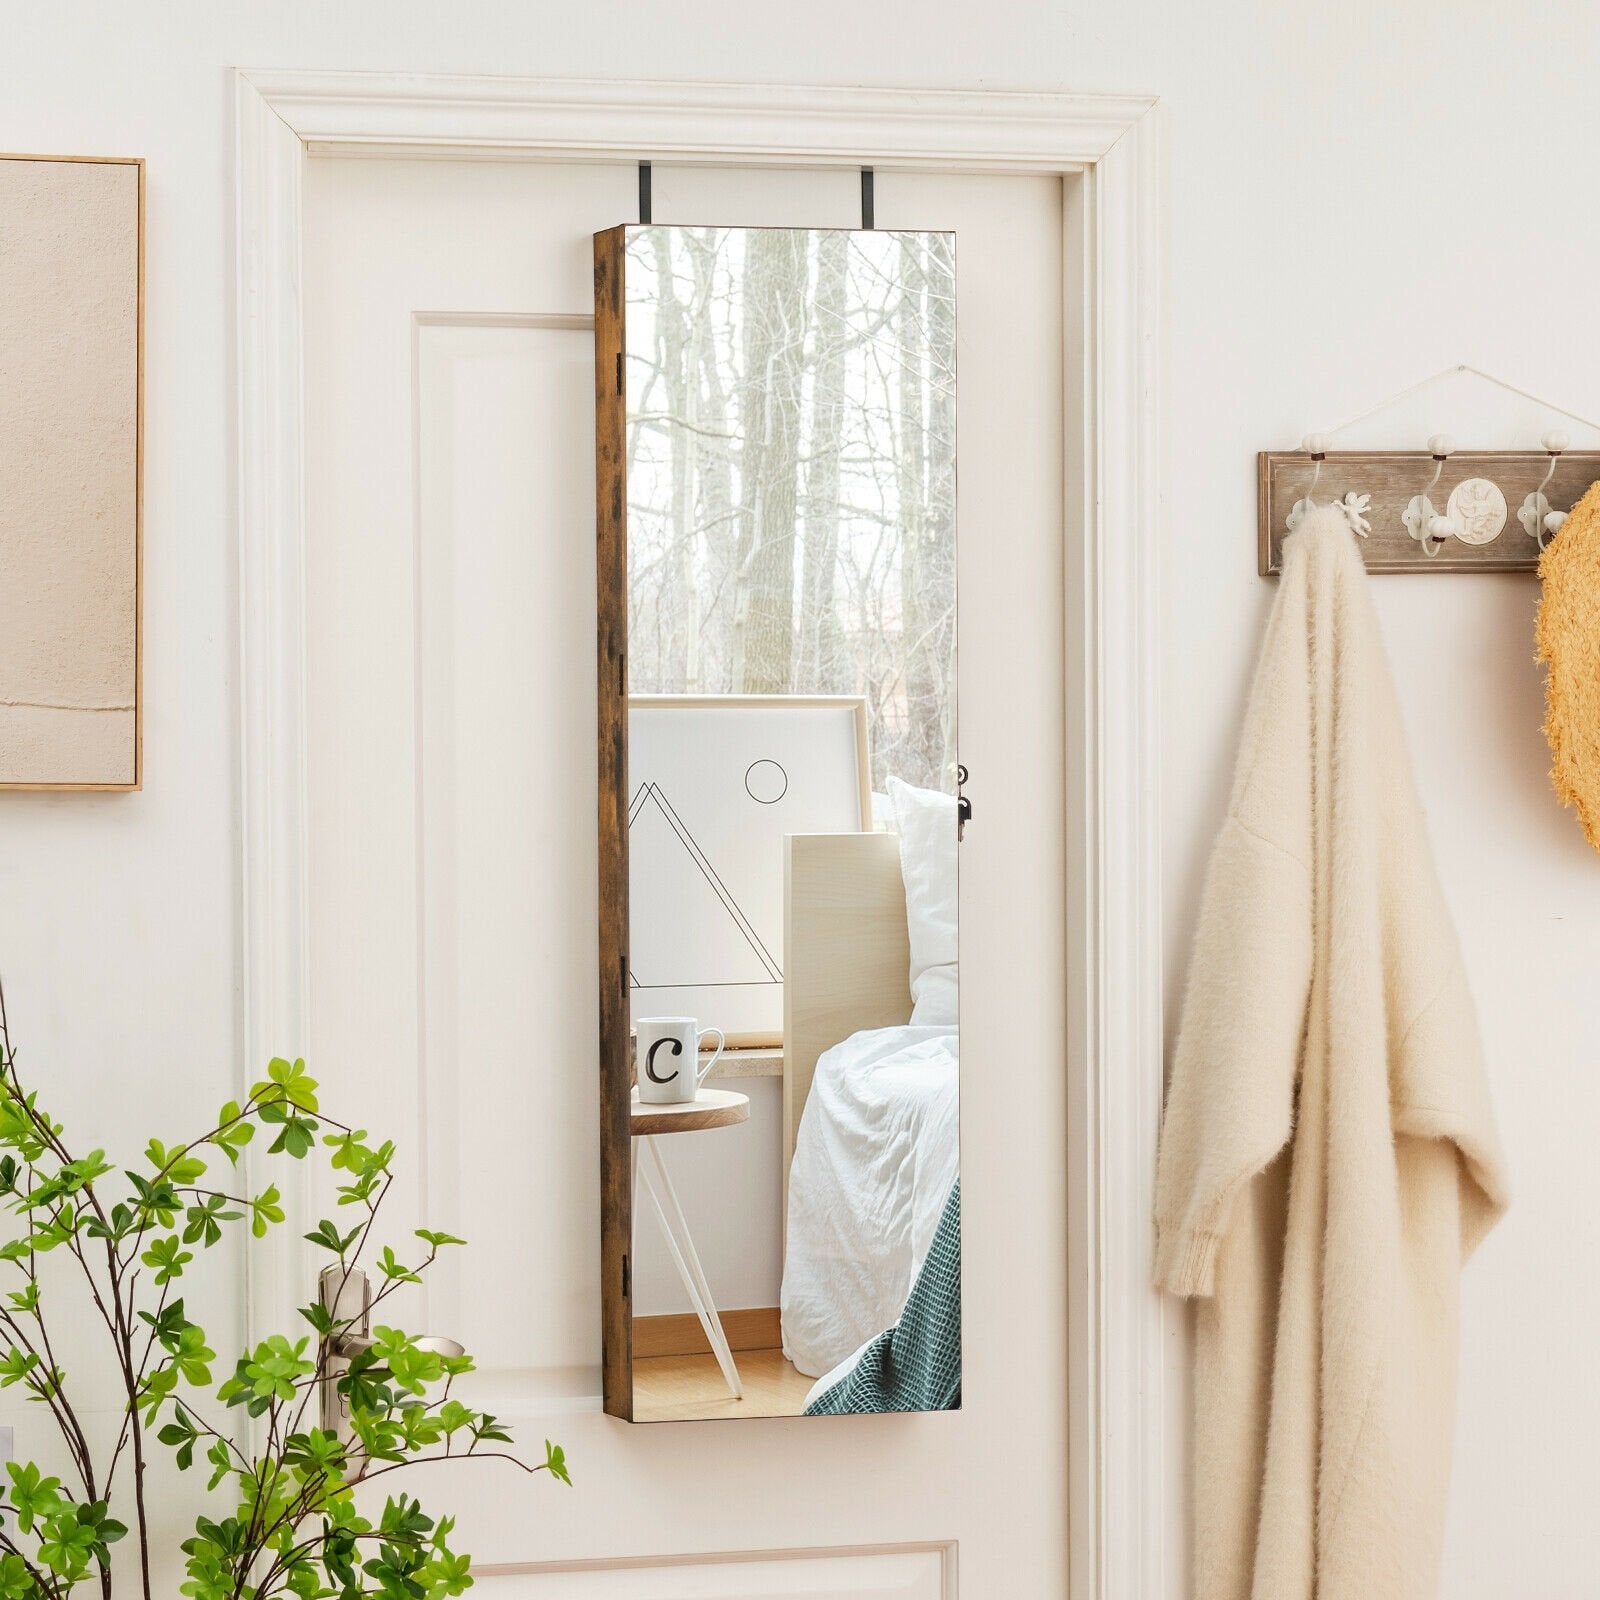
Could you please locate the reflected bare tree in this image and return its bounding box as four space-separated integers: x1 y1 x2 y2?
626 227 957 792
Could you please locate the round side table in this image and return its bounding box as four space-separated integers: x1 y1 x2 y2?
631 1088 750 1399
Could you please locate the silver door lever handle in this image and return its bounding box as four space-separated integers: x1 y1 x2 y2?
318 1264 464 1433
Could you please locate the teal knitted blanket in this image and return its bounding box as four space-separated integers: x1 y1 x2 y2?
805 1179 961 1415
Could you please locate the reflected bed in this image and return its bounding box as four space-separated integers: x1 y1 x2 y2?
780 829 962 1410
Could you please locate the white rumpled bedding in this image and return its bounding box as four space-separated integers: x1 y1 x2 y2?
780 1024 959 1378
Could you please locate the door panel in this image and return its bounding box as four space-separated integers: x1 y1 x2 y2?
302 154 1065 1588
417 317 603 1403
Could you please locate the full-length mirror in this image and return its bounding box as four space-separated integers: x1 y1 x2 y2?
596 223 958 1421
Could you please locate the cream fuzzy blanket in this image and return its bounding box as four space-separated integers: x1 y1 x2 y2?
1155 507 1508 1600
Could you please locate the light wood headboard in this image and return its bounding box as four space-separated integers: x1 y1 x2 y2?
782 833 912 1205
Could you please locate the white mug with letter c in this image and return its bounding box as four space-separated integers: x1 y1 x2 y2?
635 1017 726 1104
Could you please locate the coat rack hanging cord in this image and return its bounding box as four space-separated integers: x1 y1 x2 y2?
1302 363 1600 453
1259 365 1600 575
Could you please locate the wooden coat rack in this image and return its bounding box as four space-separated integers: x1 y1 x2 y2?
1258 366 1600 575
1258 443 1599 574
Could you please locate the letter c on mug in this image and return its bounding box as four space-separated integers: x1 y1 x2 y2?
645 1036 683 1084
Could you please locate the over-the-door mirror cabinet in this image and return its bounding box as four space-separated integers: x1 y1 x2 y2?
596 223 960 1422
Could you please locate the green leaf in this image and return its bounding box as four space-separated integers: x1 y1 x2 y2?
0 1093 48 1163
141 1234 194 1285
349 1411 405 1464
146 1139 208 1187
379 1494 434 1542
473 1412 512 1446
60 1149 112 1192
77 1499 127 1544
182 1194 242 1249
338 1347 396 1420
139 1295 191 1343
214 1101 255 1166
304 1218 362 1256
127 1169 183 1229
252 1056 320 1114
242 1333 315 1402
38 1510 97 1580
249 1184 285 1238
421 1548 473 1597
283 1426 347 1484
4 1460 63 1533
436 1399 473 1436
544 1438 571 1486
326 1129 372 1173
0 1552 35 1599
158 1403 200 1471
298 1299 335 1337
267 1112 317 1160
0 1347 39 1389
368 1326 443 1395
376 1245 421 1285
327 1133 395 1204
85 1199 137 1243
396 1405 445 1451
138 1363 179 1425
335 1168 385 1206
170 1323 216 1387
440 1350 476 1380
204 1436 233 1491
415 1228 467 1249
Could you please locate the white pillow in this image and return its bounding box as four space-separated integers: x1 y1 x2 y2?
887 777 959 1026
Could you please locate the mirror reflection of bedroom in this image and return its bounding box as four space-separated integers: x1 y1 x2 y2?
596 223 959 1422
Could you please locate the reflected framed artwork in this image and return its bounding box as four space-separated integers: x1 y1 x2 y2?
629 695 870 1045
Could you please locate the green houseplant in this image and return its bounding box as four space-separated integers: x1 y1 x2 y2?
0 985 567 1600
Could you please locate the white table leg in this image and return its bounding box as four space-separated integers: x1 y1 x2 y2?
637 1136 743 1399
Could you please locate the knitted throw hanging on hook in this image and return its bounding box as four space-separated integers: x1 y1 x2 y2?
1536 480 1600 853
1155 507 1508 1600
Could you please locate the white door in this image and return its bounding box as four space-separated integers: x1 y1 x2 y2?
298 152 1067 1595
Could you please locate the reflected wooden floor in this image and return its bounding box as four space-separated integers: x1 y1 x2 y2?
632 1346 816 1422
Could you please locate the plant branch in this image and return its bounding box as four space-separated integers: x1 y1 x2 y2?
0 1307 95 1500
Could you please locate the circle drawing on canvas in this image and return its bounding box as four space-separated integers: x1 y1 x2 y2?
744 759 788 804
1446 477 1508 545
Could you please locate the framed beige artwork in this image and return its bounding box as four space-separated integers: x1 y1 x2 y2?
0 153 143 790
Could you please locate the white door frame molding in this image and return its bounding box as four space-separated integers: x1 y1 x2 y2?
234 69 1166 1600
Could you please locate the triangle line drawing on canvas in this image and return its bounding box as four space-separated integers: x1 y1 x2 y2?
628 781 783 988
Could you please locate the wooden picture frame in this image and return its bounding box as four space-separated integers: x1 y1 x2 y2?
0 153 144 790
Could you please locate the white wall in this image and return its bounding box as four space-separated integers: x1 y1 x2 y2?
4 1 1598 1593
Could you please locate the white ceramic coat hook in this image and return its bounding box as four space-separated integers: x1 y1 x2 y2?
1402 434 1459 556
1287 433 1371 536
1285 433 1327 531
1519 429 1570 549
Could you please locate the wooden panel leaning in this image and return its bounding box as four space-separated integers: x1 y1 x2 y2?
594 225 633 1421
1258 450 1600 574
782 833 913 1225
